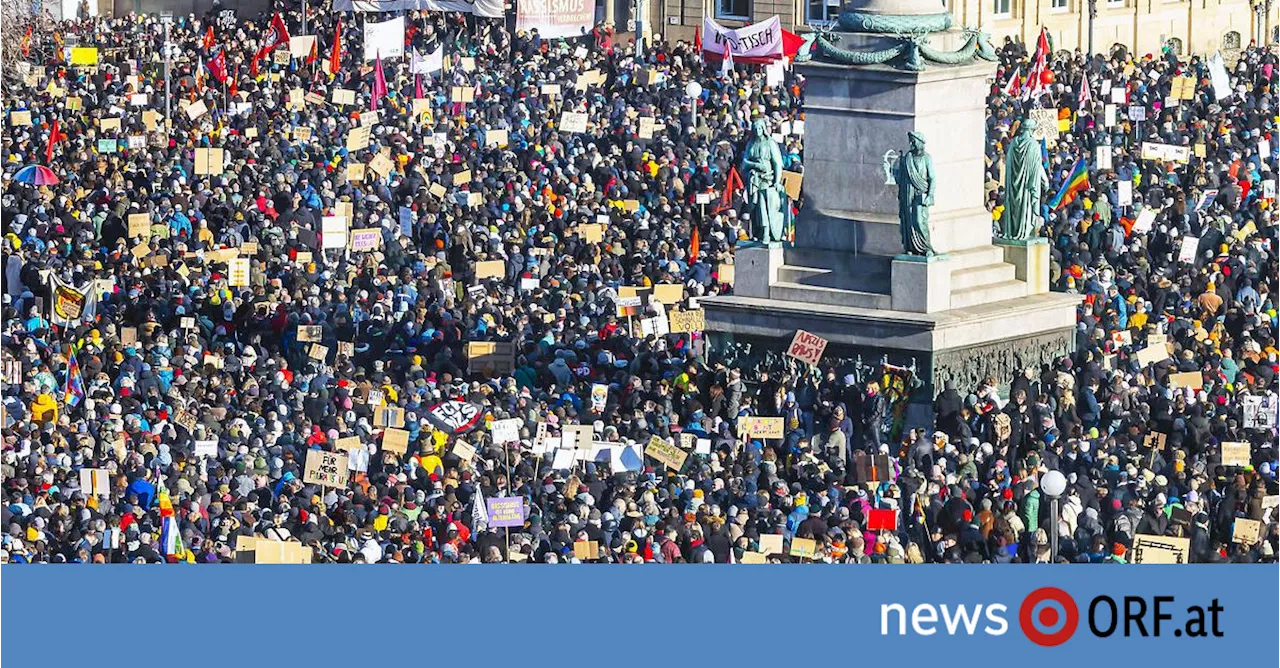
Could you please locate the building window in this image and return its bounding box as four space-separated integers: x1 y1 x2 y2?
1222 31 1241 50
1106 0 1126 6
806 0 840 25
716 0 749 19
1050 0 1069 10
992 0 1012 17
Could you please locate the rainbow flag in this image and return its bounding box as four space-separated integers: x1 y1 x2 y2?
1049 157 1089 211
63 349 84 407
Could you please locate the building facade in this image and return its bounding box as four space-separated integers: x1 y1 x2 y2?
651 0 1275 57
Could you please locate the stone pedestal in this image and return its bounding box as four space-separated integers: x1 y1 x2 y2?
699 20 1081 423
995 237 1051 295
891 254 951 313
733 243 784 299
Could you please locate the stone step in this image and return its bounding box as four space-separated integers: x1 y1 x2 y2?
949 279 1027 310
770 281 893 310
783 247 894 276
949 261 1017 290
776 265 892 293
945 245 1007 271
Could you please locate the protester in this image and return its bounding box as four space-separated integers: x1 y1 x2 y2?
1 9 1275 564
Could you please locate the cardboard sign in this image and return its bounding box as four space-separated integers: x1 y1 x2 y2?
381 428 410 454
786 330 828 366
374 406 406 429
228 258 251 287
781 170 803 200
450 86 475 103
346 126 372 152
79 468 111 499
350 228 381 252
1134 344 1169 367
185 99 209 121
369 152 395 176
558 111 589 133
297 325 322 342
452 440 477 462
1168 371 1203 390
127 213 151 238
235 537 312 564
308 343 329 361
741 551 767 564
486 418 520 445
1178 235 1199 263
485 128 509 148
289 35 317 59
573 540 600 560
303 449 350 488
452 169 472 186
1232 518 1261 544
758 534 784 555
652 283 684 305
293 126 313 141
1220 442 1251 467
578 223 604 243
789 537 817 559
466 342 516 375
335 436 363 452
718 263 735 285
645 435 688 471
1131 534 1189 564
332 88 356 105
740 416 785 439
120 327 138 346
668 309 706 334
347 163 366 183
637 116 656 140
475 259 505 280
193 147 224 175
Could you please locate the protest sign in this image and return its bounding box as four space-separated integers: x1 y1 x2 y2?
486 497 525 528
867 509 898 532
573 540 600 560
1220 442 1251 467
1134 344 1169 367
303 449 349 488
79 468 111 499
332 88 357 105
1178 236 1199 263
363 16 406 60
789 537 817 559
381 428 410 454
559 111 588 133
350 228 381 252
335 436 363 452
466 342 515 375
645 435 688 471
374 406 406 428
1242 395 1277 430
229 258 251 287
740 416 785 439
193 440 218 459
490 418 521 444
1233 518 1262 544
741 551 767 564
786 330 828 366
1168 371 1202 390
322 216 348 250
758 534 784 555
193 147 224 175
1117 179 1133 205
668 309 706 334
475 259 504 280
128 213 151 238
1131 534 1189 564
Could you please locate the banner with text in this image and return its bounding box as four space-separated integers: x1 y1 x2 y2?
701 17 783 61
333 0 502 16
516 0 594 39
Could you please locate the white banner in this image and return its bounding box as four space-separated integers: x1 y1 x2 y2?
516 0 594 39
701 17 783 60
334 0 502 17
1207 51 1233 101
412 46 444 75
363 17 405 61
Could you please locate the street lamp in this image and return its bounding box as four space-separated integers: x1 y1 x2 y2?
1040 470 1067 564
1086 0 1097 58
685 81 702 135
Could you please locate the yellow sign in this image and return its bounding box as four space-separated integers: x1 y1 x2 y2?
70 47 99 66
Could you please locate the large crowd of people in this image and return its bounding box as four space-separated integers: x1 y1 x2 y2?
1 7 1275 564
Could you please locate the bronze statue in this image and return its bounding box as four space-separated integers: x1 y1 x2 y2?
895 131 936 256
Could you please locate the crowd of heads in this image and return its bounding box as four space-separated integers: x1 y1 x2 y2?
1 9 1275 563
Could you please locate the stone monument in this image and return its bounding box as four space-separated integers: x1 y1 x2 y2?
701 0 1081 413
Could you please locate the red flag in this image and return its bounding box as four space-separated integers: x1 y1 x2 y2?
1002 67 1022 97
45 120 64 164
203 25 215 51
206 49 228 84
21 26 32 57
694 25 702 61
415 73 424 100
328 19 343 77
712 166 744 215
689 223 700 263
781 30 804 60
306 37 319 66
371 53 387 110
254 13 290 66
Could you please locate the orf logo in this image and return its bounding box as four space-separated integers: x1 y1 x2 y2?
1020 587 1079 646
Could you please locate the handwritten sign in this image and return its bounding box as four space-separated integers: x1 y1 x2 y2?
559 111 588 133
645 435 688 471
303 449 350 488
786 330 829 366
350 228 381 252
740 416 785 439
1131 534 1189 564
1232 518 1261 544
486 496 525 528
668 309 705 334
381 428 410 454
1220 442 1251 467
789 537 817 559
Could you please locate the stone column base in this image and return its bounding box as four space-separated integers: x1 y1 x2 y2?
995 237 1050 295
891 253 952 313
733 242 785 299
